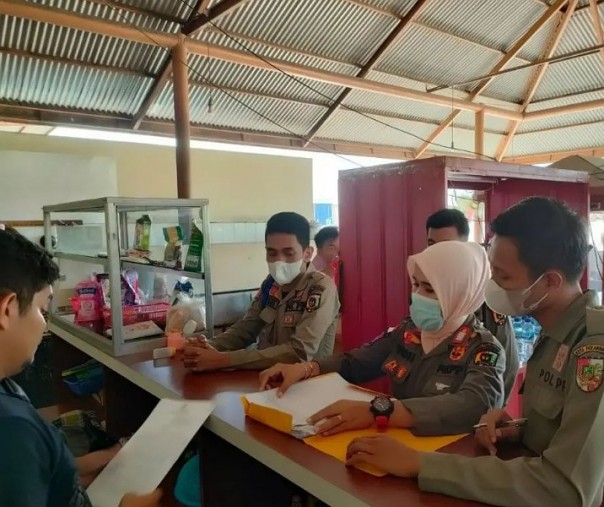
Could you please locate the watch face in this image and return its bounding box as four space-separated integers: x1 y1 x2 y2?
372 396 392 412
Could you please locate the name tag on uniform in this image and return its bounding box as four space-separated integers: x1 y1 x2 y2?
283 314 295 327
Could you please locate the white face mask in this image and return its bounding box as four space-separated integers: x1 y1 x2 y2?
484 275 548 316
269 260 304 286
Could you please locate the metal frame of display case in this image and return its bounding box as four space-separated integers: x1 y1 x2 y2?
43 197 213 356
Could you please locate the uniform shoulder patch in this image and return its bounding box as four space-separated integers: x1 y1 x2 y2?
305 285 325 313
574 343 604 393
473 343 501 367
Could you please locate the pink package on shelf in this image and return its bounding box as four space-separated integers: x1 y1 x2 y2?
72 280 103 329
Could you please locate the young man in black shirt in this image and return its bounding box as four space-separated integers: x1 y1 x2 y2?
0 227 161 507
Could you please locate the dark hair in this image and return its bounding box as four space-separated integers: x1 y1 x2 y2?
491 197 588 283
0 228 60 313
314 226 339 248
425 209 470 239
265 212 310 249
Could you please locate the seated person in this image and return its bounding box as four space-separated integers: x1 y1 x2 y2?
426 208 519 401
0 228 159 507
345 198 604 507
183 212 340 372
312 226 340 280
260 240 505 436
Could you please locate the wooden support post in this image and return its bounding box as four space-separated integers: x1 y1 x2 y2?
172 34 191 199
475 110 485 159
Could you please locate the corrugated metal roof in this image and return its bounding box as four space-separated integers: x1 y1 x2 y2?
116 0 192 21
0 0 602 160
0 14 167 74
0 51 152 114
512 121 604 155
515 15 559 62
425 127 503 158
149 81 327 136
482 57 537 104
532 53 604 101
417 0 547 55
315 108 444 150
32 0 180 32
554 5 599 55
375 22 502 88
214 0 398 65
187 54 345 106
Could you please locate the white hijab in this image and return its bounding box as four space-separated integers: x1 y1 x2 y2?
407 241 490 353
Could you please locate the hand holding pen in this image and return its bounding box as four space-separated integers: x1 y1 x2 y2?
474 410 525 455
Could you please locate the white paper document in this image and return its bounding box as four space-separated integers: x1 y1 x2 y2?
244 373 375 438
87 398 215 507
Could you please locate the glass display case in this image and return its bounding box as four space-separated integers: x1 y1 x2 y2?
43 197 213 356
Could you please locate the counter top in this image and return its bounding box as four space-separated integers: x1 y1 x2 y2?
50 322 516 507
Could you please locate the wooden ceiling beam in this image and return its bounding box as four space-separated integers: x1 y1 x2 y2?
495 0 577 161
503 146 604 164
302 0 431 146
589 0 604 65
0 0 523 120
414 0 567 158
182 0 249 36
0 102 426 160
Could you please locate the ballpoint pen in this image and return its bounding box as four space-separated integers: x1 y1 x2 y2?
473 418 528 430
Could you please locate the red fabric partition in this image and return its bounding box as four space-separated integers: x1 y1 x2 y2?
484 178 590 288
338 161 447 352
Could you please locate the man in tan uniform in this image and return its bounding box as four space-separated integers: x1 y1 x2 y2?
346 197 604 507
426 208 519 401
183 212 339 372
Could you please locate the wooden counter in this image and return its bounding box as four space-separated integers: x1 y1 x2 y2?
50 323 519 507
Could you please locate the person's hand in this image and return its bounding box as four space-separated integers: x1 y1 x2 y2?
119 489 162 507
182 345 229 372
346 435 421 477
308 400 373 436
185 335 215 350
258 363 308 395
474 409 520 455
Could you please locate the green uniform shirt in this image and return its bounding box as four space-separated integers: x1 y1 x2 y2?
419 291 604 507
212 267 339 370
476 303 519 402
317 316 506 436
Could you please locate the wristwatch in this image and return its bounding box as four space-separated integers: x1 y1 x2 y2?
370 396 395 432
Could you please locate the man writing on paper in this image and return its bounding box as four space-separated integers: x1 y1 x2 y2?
0 228 160 507
183 212 340 372
426 208 519 401
346 198 604 507
260 240 506 437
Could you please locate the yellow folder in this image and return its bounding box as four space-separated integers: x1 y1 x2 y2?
304 428 466 477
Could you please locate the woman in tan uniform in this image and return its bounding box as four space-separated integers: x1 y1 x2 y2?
259 240 507 436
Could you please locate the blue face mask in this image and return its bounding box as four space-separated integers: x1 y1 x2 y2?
410 293 444 331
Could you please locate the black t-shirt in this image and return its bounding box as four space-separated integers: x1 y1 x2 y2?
0 378 92 507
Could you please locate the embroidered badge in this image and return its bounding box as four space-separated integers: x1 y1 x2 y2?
269 285 280 298
403 330 421 346
383 359 398 374
395 365 408 380
576 357 604 393
283 314 295 327
573 344 604 357
306 293 322 312
492 311 507 326
452 326 471 344
474 344 500 367
449 345 467 361
552 344 570 373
